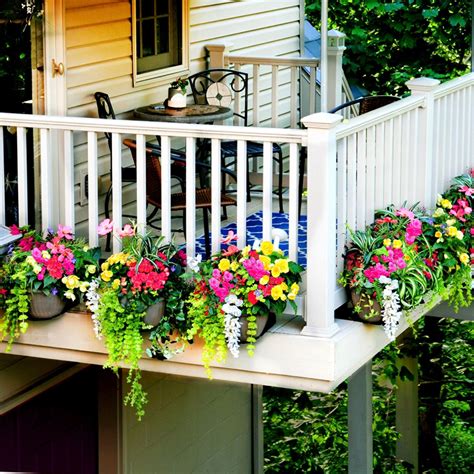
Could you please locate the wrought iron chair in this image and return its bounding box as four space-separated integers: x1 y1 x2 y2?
123 139 237 257
94 92 186 250
187 69 285 213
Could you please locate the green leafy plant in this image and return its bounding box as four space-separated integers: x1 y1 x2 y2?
86 220 190 419
169 76 188 94
0 224 99 349
186 235 303 377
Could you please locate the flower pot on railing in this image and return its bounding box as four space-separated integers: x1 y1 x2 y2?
350 291 383 324
143 300 165 327
239 312 276 342
29 292 66 319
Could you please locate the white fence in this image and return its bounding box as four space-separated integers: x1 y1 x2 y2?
0 73 473 338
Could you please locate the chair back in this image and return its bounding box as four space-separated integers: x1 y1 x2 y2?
94 92 116 153
123 139 162 206
187 69 249 126
329 95 400 116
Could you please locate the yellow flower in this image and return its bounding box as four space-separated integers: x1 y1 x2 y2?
101 261 109 272
441 199 452 209
101 270 113 282
230 261 239 272
112 279 121 290
32 264 42 275
290 283 299 294
446 219 456 226
456 231 464 240
87 265 97 274
404 255 410 261
271 285 283 300
288 293 296 300
259 275 270 285
271 265 281 278
393 240 403 249
435 231 442 238
383 238 391 247
26 256 36 266
41 250 51 259
260 241 274 256
433 207 445 218
459 253 469 265
447 226 457 237
259 255 271 270
64 290 76 301
242 245 251 257
79 282 89 293
218 258 230 272
83 245 90 251
62 275 80 290
274 259 289 274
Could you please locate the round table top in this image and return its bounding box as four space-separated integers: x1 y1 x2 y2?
133 103 233 124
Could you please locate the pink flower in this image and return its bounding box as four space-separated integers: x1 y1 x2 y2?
97 219 114 236
118 224 135 238
221 230 238 245
405 219 422 244
57 224 73 240
459 185 474 197
396 208 415 221
10 224 21 236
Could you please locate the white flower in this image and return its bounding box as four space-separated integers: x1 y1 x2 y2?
378 275 391 285
225 294 243 307
186 254 202 272
380 278 402 341
224 313 242 358
85 279 102 339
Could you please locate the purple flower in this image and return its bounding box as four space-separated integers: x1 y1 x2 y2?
51 287 58 296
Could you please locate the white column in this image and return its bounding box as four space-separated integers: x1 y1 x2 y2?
320 0 328 112
301 113 342 337
327 30 346 111
396 350 419 472
405 77 440 207
348 361 373 474
206 43 232 69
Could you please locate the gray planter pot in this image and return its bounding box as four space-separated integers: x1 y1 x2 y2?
240 313 274 343
29 292 66 319
351 290 383 324
143 300 165 327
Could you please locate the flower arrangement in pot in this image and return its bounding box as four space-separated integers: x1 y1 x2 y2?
426 171 473 309
0 224 100 349
186 233 303 377
167 76 188 109
339 205 442 340
85 220 190 420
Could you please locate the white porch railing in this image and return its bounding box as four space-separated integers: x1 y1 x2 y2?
0 73 473 340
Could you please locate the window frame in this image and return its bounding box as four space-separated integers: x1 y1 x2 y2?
132 0 189 86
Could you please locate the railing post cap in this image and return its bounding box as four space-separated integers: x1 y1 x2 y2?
328 29 346 49
205 42 233 53
405 77 441 91
301 112 343 129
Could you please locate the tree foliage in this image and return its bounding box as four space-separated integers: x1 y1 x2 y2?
306 0 472 94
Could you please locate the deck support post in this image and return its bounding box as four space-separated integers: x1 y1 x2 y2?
251 385 264 474
300 113 342 337
405 77 440 206
348 360 373 474
327 31 346 111
395 331 419 473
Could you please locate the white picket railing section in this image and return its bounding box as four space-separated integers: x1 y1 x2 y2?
0 73 473 339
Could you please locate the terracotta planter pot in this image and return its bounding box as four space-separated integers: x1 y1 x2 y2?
29 292 66 319
240 312 275 343
350 291 382 324
143 300 165 327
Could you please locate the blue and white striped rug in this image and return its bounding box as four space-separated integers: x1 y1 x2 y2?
194 211 308 267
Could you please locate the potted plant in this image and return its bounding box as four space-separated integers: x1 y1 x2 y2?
166 76 188 109
425 171 473 310
339 205 441 339
85 220 190 420
186 233 303 377
0 224 99 349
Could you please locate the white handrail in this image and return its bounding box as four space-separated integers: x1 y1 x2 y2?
226 54 320 68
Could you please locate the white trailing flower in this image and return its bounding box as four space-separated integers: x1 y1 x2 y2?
186 254 202 273
223 294 243 358
85 279 102 339
379 277 402 341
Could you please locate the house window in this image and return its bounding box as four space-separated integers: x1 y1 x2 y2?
133 0 188 84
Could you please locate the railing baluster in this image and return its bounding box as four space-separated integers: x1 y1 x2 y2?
234 63 241 126
288 143 299 262
262 141 273 241
271 65 278 127
236 139 247 249
400 113 410 204
185 137 196 258
374 123 384 210
409 110 419 203
336 138 347 275
63 130 75 230
0 127 5 226
211 138 221 254
111 132 122 253
136 134 147 234
160 135 171 242
252 64 260 127
40 129 52 231
17 127 28 226
366 126 376 222
87 131 99 247
347 134 356 230
355 129 366 228
392 116 402 206
309 67 316 115
290 66 298 129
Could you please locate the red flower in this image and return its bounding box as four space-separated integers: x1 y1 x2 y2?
10 224 22 236
248 291 258 305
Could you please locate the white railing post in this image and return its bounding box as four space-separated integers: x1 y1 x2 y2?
327 30 346 111
206 43 232 69
405 77 440 207
301 112 342 337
